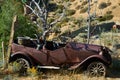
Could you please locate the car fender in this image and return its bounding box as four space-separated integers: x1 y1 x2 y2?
68 55 108 70
9 51 34 65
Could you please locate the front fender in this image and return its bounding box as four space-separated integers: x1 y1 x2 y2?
10 51 28 58
68 55 109 70
9 52 34 65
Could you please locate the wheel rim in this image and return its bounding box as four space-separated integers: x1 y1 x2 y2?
87 62 106 77
16 58 30 71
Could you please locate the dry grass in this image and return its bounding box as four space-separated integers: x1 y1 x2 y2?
1 69 120 80
1 56 120 80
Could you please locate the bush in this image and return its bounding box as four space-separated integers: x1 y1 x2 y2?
98 2 107 9
48 3 58 12
104 14 114 20
0 0 23 46
73 18 84 25
75 5 83 10
106 11 112 14
97 14 113 22
112 6 116 9
66 9 76 16
48 18 54 23
64 0 69 2
107 2 111 6
61 17 70 24
58 5 64 10
56 8 63 13
118 3 120 6
55 23 62 28
53 27 61 33
70 0 75 2
69 17 76 21
81 1 87 6
80 7 88 13
14 15 37 38
73 19 79 24
56 5 64 13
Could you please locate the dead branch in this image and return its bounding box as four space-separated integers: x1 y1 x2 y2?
2 41 5 68
50 8 65 26
24 0 65 40
6 15 17 69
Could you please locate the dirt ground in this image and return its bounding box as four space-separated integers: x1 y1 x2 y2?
0 71 120 80
0 61 120 80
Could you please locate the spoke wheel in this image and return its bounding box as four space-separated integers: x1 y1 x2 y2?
87 62 106 77
14 58 30 73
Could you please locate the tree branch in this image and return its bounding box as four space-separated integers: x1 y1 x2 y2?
32 0 43 14
50 8 65 26
25 4 45 22
37 0 40 4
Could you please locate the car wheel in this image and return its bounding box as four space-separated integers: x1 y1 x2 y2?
86 62 106 77
13 58 30 73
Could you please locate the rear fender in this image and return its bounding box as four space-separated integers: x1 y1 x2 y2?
68 55 108 70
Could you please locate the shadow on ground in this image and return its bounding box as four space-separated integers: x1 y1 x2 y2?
107 57 120 78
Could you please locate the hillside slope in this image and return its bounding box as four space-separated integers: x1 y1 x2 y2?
48 0 120 41
68 0 120 22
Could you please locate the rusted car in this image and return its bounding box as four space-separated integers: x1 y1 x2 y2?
9 37 112 77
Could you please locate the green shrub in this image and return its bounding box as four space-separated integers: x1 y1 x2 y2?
0 0 23 47
56 8 63 13
118 3 120 6
52 27 61 34
73 18 83 25
58 5 64 10
107 2 111 6
66 9 76 16
48 18 54 23
48 3 58 12
97 14 113 22
61 17 70 24
112 6 116 9
70 0 75 2
14 15 37 38
97 17 105 21
98 2 107 9
69 17 76 21
71 24 76 27
73 19 79 24
81 1 87 6
75 5 81 10
57 5 64 13
106 11 112 14
64 0 69 2
104 14 114 20
80 7 88 13
55 23 62 28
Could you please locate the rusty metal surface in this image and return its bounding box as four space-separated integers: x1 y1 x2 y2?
10 42 112 69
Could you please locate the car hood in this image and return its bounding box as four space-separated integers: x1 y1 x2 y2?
66 42 103 53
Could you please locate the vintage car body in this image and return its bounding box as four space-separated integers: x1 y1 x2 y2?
9 38 112 76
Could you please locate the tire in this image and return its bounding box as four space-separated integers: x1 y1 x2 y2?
86 62 106 77
13 58 30 74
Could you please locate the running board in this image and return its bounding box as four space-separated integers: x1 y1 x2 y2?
37 66 60 69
